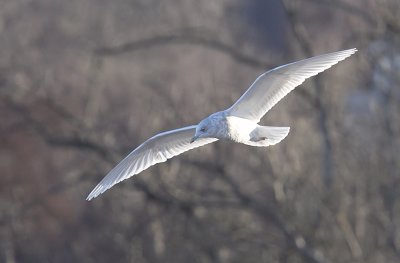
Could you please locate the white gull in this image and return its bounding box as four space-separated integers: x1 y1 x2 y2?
87 48 357 200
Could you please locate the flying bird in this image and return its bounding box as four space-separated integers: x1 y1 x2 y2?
87 48 357 200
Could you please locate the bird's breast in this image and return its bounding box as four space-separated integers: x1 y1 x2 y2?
224 116 257 143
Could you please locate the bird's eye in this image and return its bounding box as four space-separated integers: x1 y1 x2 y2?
200 127 206 132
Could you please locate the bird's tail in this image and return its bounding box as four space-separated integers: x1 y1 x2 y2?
245 126 290 147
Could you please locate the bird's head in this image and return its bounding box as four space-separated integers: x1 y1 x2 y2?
190 118 213 143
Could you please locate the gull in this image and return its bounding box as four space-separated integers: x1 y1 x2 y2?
87 48 357 200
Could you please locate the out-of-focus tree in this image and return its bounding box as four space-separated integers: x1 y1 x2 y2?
1 0 399 262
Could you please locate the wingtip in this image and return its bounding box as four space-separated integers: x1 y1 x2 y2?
86 184 103 201
349 48 358 53
330 48 357 62
86 193 95 201
86 192 100 201
344 48 358 55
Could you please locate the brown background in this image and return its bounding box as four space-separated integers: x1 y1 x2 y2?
1 0 400 262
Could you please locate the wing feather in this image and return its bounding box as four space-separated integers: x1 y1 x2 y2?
227 49 357 122
87 125 217 200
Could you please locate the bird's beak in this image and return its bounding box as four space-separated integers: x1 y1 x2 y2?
190 135 199 143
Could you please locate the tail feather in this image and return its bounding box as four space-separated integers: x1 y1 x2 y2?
246 126 290 147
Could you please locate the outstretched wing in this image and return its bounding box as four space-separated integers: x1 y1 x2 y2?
227 49 357 122
87 125 218 200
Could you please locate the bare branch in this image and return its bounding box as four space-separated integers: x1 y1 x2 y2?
188 158 327 263
94 29 273 69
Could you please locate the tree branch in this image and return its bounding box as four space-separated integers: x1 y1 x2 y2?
188 159 327 263
94 29 273 70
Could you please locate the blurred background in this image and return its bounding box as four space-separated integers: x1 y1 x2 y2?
1 0 400 262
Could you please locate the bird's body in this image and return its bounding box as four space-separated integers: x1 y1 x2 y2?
193 111 257 142
205 112 288 146
225 115 257 143
87 48 357 200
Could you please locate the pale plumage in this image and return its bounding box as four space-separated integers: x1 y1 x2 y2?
87 126 218 199
227 48 357 122
87 48 357 200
